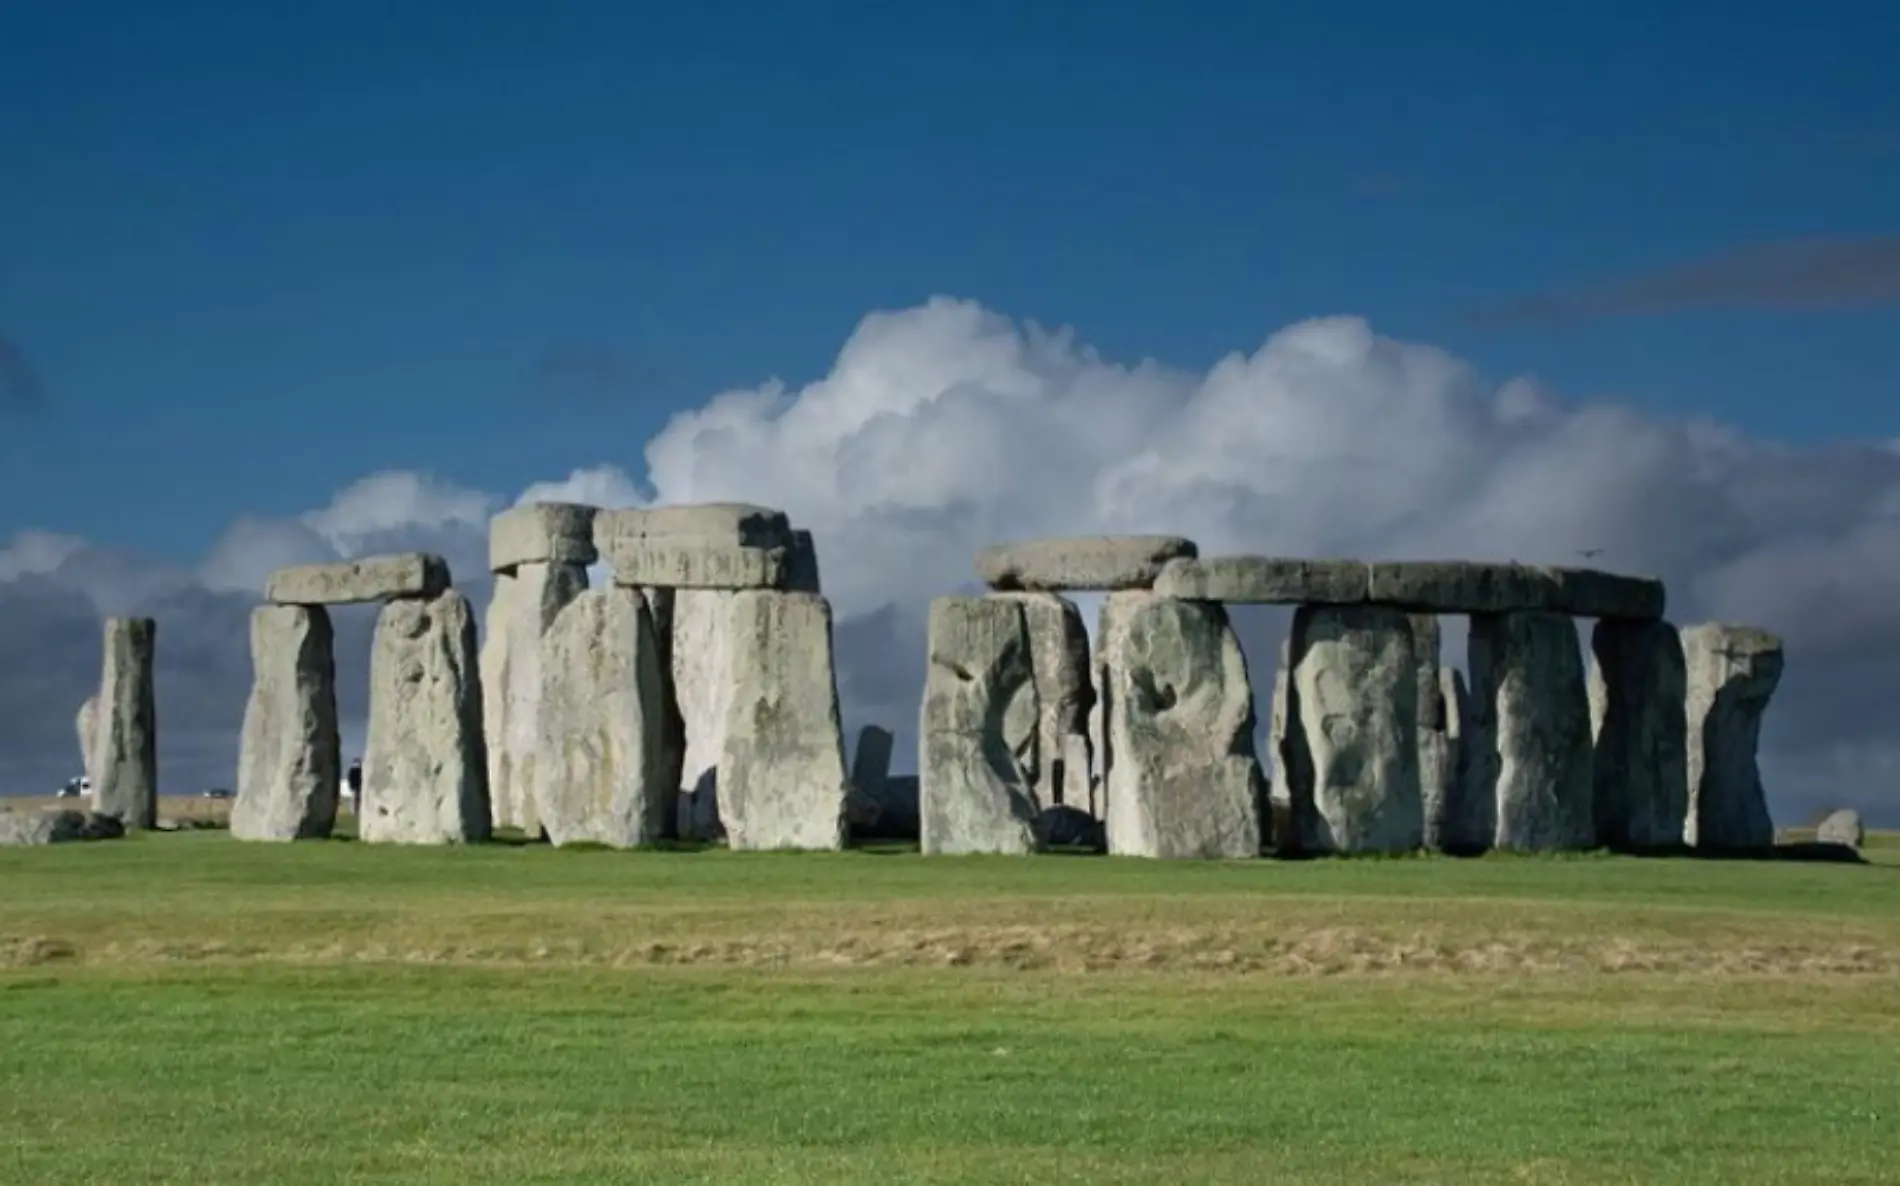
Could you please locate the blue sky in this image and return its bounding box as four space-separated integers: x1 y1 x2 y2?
2 0 1896 558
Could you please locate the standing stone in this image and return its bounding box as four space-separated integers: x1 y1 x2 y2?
232 605 341 841
1588 619 1689 850
361 591 490 845
1467 611 1595 851
851 724 894 802
718 590 851 850
1090 591 1153 822
1681 623 1783 852
1411 615 1454 851
534 587 668 847
480 561 589 833
1433 667 1483 852
641 586 688 835
90 617 157 830
919 596 1042 855
670 589 734 840
1059 733 1092 814
1282 605 1422 854
992 592 1093 811
1104 597 1263 859
75 696 98 788
1266 636 1292 846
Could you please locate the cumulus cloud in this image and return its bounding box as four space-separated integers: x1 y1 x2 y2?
2 298 1896 824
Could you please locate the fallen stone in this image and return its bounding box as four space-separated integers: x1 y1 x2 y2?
488 501 598 573
919 596 1043 855
1104 597 1263 859
534 586 669 847
1467 611 1596 851
266 553 451 606
1588 619 1689 850
1366 561 1664 619
991 592 1093 811
232 605 341 841
480 561 589 834
0 809 125 846
91 617 157 830
360 591 491 844
1153 555 1368 604
718 590 852 850
977 535 1199 592
1682 623 1783 852
1042 804 1106 850
1282 605 1423 854
669 589 735 841
1816 808 1864 851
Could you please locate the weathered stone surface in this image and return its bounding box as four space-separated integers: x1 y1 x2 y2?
1059 733 1093 816
597 503 793 547
991 592 1093 811
1467 611 1595 851
669 589 734 841
719 590 852 850
977 535 1199 592
787 530 822 593
1153 556 1368 605
919 596 1043 855
534 586 669 848
1816 809 1864 850
480 562 589 833
360 591 490 845
75 696 97 787
1430 667 1479 851
597 504 797 589
605 538 789 589
232 605 341 841
91 617 157 830
1588 619 1689 850
1682 623 1783 852
1367 562 1664 620
1282 605 1422 854
0 809 125 846
266 553 451 605
1267 636 1291 817
1411 616 1453 852
1104 597 1263 859
1089 591 1154 821
489 502 598 572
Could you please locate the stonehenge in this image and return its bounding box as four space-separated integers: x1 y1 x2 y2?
87 617 158 830
88 496 1793 863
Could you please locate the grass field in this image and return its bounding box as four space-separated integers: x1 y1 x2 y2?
2 816 1897 1184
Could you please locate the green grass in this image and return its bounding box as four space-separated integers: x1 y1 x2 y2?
4 835 1899 1184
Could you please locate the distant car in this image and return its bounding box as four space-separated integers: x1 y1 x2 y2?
55 776 88 799
201 787 234 799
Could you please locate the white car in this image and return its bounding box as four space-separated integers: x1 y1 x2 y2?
55 776 89 799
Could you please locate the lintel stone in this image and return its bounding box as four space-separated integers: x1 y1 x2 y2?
976 535 1198 592
489 502 598 572
1367 561 1663 619
266 553 451 606
1153 555 1369 604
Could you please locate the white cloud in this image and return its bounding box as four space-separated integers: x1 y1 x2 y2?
3 297 1897 822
